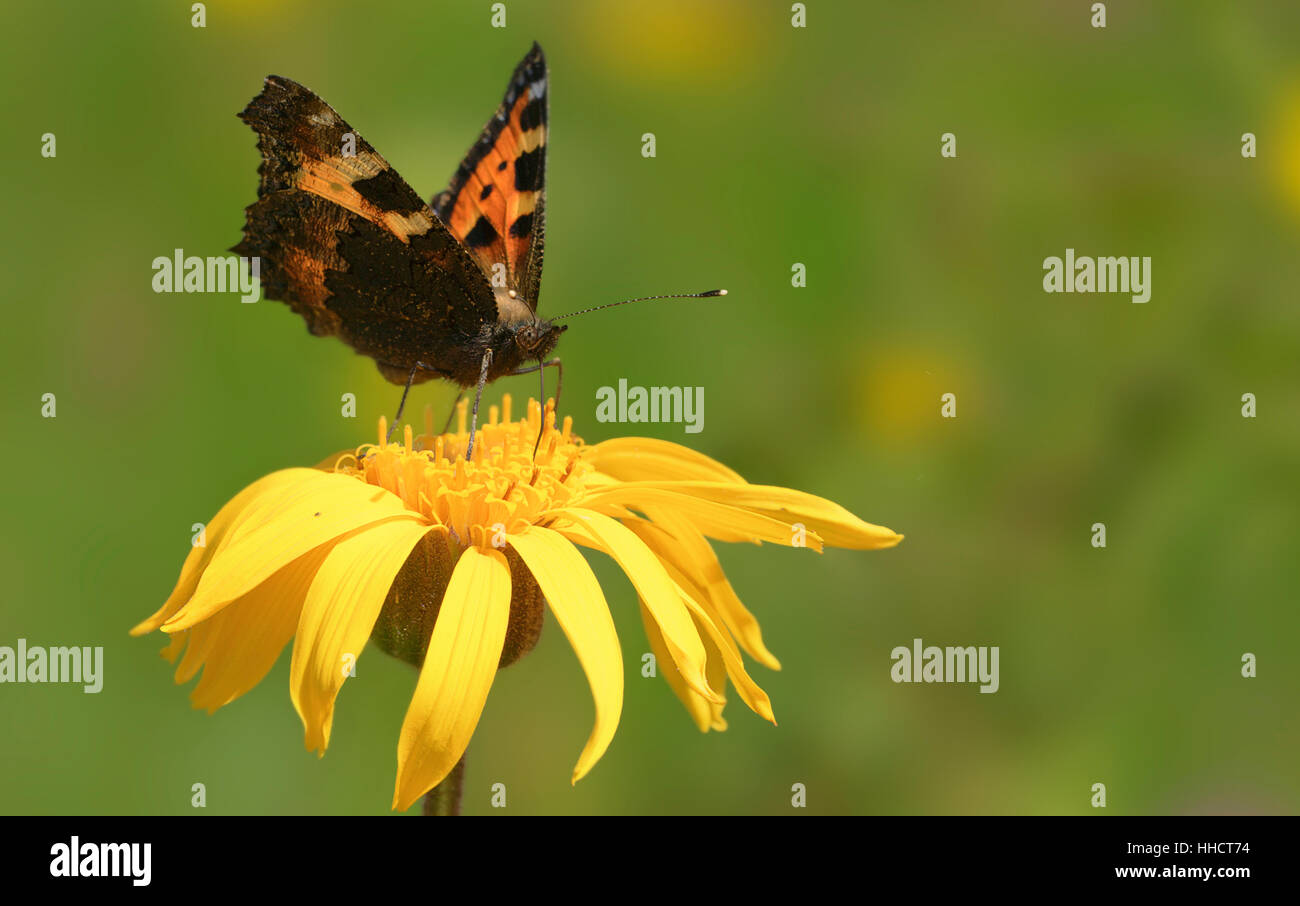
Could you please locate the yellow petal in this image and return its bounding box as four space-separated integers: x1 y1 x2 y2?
392 546 511 811
670 482 902 549
132 474 273 635
570 485 824 550
696 613 730 732
638 601 714 732
509 526 623 783
551 508 721 704
585 436 747 483
174 623 219 684
583 481 903 549
163 469 423 632
185 543 337 713
159 630 188 662
630 508 781 670
290 519 433 753
668 569 775 724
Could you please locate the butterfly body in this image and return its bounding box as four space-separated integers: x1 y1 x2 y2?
232 44 558 393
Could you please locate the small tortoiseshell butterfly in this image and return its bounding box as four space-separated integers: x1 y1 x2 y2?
233 42 721 449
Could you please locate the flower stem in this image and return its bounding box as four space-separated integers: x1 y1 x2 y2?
422 755 466 816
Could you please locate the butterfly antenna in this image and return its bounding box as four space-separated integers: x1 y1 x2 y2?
552 289 726 321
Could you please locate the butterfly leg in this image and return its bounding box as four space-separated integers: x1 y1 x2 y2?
508 358 562 457
465 348 493 461
439 391 465 435
508 357 563 408
386 361 436 443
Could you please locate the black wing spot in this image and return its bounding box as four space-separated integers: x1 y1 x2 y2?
514 148 542 191
464 215 499 248
518 98 545 132
497 159 509 172
509 212 534 238
352 169 425 215
480 184 494 201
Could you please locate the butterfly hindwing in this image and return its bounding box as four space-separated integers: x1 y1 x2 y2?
432 42 548 314
232 75 499 385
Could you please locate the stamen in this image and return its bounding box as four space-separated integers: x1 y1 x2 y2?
560 456 577 483
342 399 586 547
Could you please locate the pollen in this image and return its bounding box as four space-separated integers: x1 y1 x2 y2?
333 395 590 546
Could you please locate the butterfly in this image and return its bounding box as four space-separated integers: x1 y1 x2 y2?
232 43 563 449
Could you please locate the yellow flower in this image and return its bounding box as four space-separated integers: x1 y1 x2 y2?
133 397 901 811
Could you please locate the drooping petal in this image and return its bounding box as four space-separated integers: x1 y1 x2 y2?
641 540 774 725
393 546 511 811
628 508 781 670
550 508 721 704
163 470 423 632
695 614 729 732
571 485 824 549
132 474 275 635
666 569 775 724
159 630 187 663
291 519 433 753
585 437 747 483
174 623 219 684
661 481 903 549
181 543 338 713
638 602 714 732
509 526 623 783
581 481 904 549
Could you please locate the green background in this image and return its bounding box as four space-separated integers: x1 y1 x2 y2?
2 0 1297 815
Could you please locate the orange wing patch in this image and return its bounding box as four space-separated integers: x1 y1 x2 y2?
297 154 436 243
433 43 548 308
238 75 441 246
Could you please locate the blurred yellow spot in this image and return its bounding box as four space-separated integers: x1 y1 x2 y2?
577 0 755 85
223 0 303 17
1271 79 1300 218
854 346 963 449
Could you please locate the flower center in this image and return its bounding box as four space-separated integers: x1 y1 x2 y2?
344 397 573 669
328 395 591 547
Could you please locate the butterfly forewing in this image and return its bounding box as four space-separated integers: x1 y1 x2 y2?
232 74 500 385
431 42 549 314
